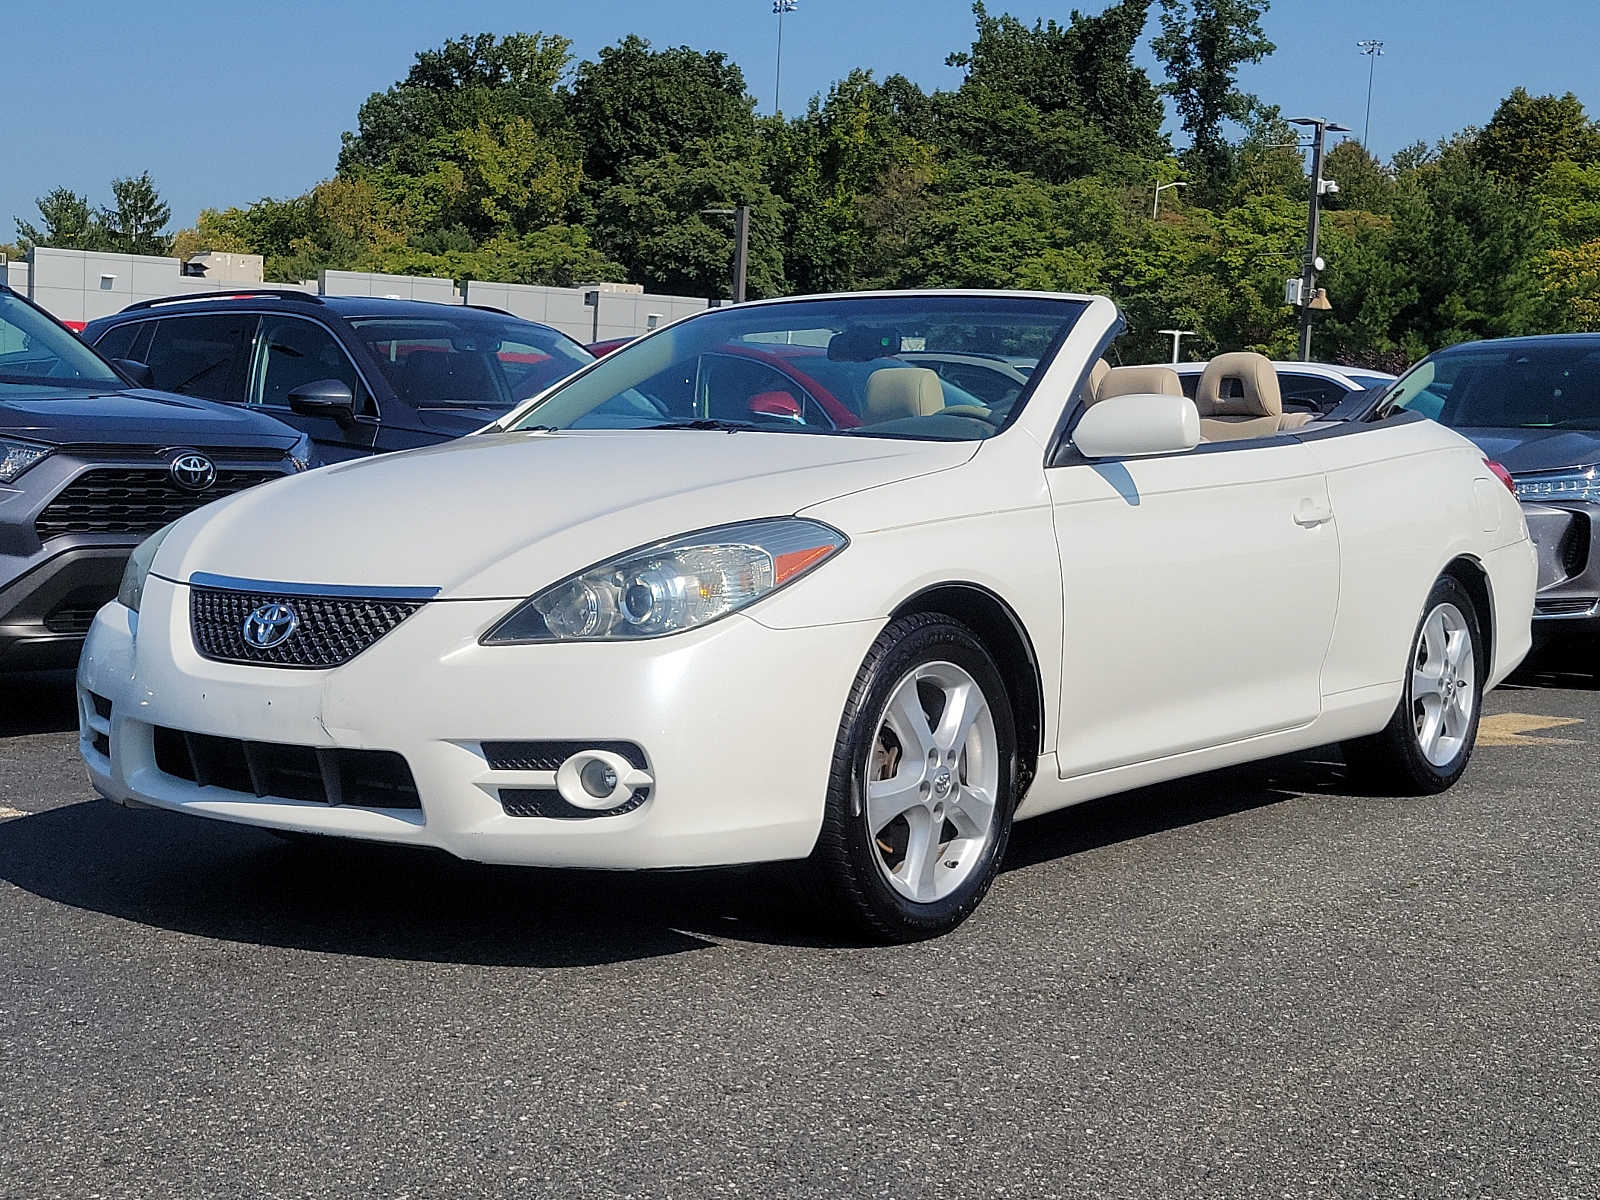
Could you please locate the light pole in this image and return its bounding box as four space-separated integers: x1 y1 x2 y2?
702 205 751 303
1157 329 1196 363
1288 117 1349 361
1357 40 1385 148
773 0 798 116
1152 179 1187 218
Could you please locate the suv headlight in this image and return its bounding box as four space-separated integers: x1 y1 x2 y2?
0 437 52 484
117 522 178 613
1513 467 1600 502
482 518 847 644
288 432 317 473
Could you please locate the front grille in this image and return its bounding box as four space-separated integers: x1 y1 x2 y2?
43 602 100 635
482 740 647 773
191 587 424 669
152 725 421 809
36 467 281 539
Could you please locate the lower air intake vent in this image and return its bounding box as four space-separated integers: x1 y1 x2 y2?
152 726 421 810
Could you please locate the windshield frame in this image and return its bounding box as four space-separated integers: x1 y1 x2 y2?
0 287 129 392
497 292 1090 443
1381 337 1600 431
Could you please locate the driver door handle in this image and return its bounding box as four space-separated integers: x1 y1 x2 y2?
1294 498 1334 528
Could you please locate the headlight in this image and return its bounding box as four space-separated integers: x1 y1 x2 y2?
288 432 317 472
117 522 178 613
0 437 52 484
1513 466 1600 502
482 518 847 644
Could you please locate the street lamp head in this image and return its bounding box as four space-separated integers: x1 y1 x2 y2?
1326 123 1352 134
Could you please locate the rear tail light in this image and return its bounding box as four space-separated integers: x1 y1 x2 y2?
1484 459 1516 495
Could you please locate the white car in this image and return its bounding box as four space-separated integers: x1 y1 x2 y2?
78 292 1537 941
1169 359 1396 417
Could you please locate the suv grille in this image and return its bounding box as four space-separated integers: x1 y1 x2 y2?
36 467 281 540
152 725 421 809
190 585 425 669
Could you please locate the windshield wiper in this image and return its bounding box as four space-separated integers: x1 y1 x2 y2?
645 418 752 433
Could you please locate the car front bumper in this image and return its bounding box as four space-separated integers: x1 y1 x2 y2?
77 576 883 870
1523 500 1600 634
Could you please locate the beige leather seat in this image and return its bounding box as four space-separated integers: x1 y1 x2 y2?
864 367 944 423
1093 364 1183 405
1193 352 1314 440
1087 358 1111 401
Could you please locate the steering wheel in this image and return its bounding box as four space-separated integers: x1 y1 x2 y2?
940 403 1005 427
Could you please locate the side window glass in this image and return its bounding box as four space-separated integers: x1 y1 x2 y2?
1277 373 1345 413
252 316 368 413
142 315 254 402
1178 373 1200 399
90 323 138 361
702 354 823 425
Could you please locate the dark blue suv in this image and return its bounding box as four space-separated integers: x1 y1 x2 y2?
0 286 311 670
82 291 594 462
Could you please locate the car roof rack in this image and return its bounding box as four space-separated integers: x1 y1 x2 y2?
119 290 326 313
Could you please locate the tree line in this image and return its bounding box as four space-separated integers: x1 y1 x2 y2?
10 2 1600 365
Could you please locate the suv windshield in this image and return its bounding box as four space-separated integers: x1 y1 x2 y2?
504 294 1087 440
0 290 124 393
351 315 593 410
1387 340 1600 430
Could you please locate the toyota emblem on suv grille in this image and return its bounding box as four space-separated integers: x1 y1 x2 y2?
241 602 300 650
169 452 217 492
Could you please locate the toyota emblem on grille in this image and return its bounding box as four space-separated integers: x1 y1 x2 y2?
241 602 300 650
169 452 217 493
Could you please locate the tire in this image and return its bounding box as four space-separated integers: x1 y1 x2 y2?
811 613 1017 942
1342 575 1485 795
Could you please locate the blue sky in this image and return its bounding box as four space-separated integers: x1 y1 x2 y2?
7 0 1598 238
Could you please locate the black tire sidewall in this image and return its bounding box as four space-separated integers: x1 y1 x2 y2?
822 615 1017 940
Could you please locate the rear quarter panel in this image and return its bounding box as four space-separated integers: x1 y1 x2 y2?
1302 417 1531 698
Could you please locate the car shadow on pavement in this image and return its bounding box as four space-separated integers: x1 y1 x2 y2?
0 748 1368 964
0 671 78 735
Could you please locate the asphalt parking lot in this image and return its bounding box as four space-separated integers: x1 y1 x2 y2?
2 665 1597 1200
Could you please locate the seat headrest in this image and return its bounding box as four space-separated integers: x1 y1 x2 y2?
864 367 944 423
1195 352 1281 418
1087 358 1112 400
1094 365 1182 405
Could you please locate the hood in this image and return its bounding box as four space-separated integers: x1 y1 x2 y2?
1453 426 1600 477
0 386 301 449
160 429 975 598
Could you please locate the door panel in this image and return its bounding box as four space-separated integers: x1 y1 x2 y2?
1048 440 1340 777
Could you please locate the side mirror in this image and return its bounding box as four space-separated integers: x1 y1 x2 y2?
112 359 155 389
747 389 803 422
287 379 357 426
1073 393 1201 458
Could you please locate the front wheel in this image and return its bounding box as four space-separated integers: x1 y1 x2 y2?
1342 575 1485 794
811 614 1017 942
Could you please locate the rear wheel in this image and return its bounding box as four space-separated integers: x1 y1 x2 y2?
1342 575 1484 794
811 614 1016 942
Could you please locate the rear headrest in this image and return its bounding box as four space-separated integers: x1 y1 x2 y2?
1095 365 1182 404
864 367 944 423
1195 352 1281 418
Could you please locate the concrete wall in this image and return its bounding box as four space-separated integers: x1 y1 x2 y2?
8 247 717 342
465 280 711 343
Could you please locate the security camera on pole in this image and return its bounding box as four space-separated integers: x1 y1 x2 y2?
1287 116 1349 360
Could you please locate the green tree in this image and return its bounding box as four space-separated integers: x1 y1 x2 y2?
568 36 758 186
1152 0 1276 195
98 173 173 255
15 187 98 251
1471 88 1600 188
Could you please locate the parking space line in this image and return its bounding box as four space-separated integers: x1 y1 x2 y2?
0 805 26 819
1478 713 1586 747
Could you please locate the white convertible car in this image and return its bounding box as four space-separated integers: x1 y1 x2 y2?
78 292 1537 940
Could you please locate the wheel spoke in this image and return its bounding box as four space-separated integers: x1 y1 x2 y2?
884 676 937 762
946 784 995 840
897 807 942 903
1415 692 1443 758
934 680 985 756
1411 661 1444 701
866 768 924 835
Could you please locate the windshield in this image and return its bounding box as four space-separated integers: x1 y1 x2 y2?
351 315 593 410
504 294 1087 440
1387 341 1600 429
1345 371 1394 390
0 290 125 393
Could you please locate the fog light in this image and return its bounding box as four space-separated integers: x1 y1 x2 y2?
555 748 650 812
580 758 619 798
